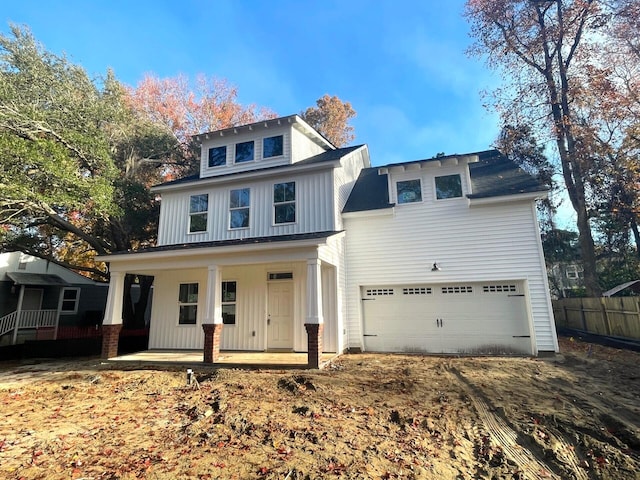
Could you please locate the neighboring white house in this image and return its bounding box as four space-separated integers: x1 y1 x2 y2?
98 114 558 366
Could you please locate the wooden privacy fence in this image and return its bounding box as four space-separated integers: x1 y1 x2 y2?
553 297 640 340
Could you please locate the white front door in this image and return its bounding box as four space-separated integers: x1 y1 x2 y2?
267 282 294 349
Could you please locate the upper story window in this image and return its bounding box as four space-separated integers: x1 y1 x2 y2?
274 181 296 224
235 140 254 163
178 283 198 325
208 146 227 167
263 135 283 158
396 179 422 204
435 174 463 199
229 188 250 229
189 194 208 233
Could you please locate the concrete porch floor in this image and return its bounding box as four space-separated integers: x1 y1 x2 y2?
108 350 338 369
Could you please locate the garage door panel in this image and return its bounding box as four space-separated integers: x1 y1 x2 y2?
362 282 532 354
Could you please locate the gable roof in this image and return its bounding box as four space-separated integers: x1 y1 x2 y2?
153 145 365 190
343 149 547 213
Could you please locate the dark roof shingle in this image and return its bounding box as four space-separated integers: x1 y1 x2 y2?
343 149 546 213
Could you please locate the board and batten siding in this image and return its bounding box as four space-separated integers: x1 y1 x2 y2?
148 262 339 352
157 169 336 246
343 194 557 353
149 269 207 350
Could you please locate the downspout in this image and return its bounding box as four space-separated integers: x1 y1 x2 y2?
12 285 25 345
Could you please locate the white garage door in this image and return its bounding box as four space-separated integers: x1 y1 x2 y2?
361 282 532 354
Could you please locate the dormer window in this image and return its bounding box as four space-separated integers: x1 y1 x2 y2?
235 141 254 163
263 135 283 158
396 179 422 204
208 146 227 167
435 174 462 199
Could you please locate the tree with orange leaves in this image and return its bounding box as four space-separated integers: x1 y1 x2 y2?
301 94 356 147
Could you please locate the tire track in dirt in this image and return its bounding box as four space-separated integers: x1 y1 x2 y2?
448 366 585 480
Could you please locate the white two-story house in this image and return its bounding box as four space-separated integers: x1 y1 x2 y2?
99 114 558 366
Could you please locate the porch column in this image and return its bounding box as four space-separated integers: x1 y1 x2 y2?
203 265 223 363
101 271 125 359
305 258 324 369
11 285 25 345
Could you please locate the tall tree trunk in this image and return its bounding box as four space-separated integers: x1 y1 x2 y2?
631 218 640 258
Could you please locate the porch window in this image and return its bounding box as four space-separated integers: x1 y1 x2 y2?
229 188 250 229
263 135 283 158
178 283 198 325
273 181 296 224
222 281 236 325
60 288 80 314
396 179 422 204
235 140 254 163
208 146 227 167
189 194 208 233
435 174 462 199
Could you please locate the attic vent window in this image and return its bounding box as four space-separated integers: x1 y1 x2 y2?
268 272 293 280
396 179 422 204
208 146 227 167
403 287 432 295
235 140 254 163
366 288 394 296
435 174 462 199
442 286 473 294
263 135 283 158
483 285 517 293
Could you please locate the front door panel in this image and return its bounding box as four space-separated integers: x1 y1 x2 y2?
267 282 293 349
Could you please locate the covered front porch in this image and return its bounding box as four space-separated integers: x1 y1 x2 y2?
98 232 345 368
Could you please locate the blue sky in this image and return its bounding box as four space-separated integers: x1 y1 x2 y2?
3 1 500 167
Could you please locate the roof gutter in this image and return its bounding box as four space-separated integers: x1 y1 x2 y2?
467 190 547 207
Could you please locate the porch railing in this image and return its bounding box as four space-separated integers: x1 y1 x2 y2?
0 311 17 337
0 310 58 338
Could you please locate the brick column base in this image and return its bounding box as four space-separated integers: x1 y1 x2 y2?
202 324 223 363
101 324 122 359
305 323 324 369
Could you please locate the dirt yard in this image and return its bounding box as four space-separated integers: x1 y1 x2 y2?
1 336 638 480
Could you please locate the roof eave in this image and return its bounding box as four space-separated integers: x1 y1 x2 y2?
467 190 548 206
151 159 342 193
192 114 336 151
97 232 345 264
